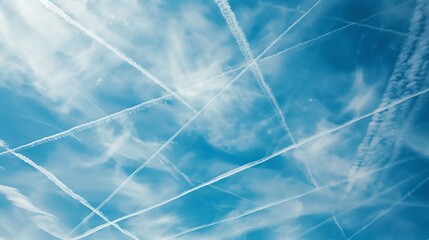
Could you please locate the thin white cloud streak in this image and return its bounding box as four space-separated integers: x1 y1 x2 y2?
67 3 320 234
0 63 248 158
68 54 254 238
347 176 429 240
0 185 52 217
298 168 424 238
165 160 421 239
0 1 402 158
37 0 197 113
347 0 429 191
259 0 408 37
214 0 323 144
0 141 139 240
260 0 412 62
70 87 429 240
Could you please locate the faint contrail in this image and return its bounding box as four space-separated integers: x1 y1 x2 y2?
164 160 422 239
260 0 411 62
347 176 429 240
259 0 408 37
0 1 403 158
0 140 139 240
347 0 429 192
70 87 429 240
38 0 196 113
298 168 424 238
215 0 322 143
0 94 172 157
66 3 321 234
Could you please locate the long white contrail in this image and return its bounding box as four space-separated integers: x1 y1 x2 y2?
347 176 429 240
70 87 429 240
346 0 429 192
298 168 424 238
166 162 423 239
0 0 408 159
260 0 411 63
38 0 196 113
67 2 321 235
0 140 139 240
215 0 321 143
259 0 408 37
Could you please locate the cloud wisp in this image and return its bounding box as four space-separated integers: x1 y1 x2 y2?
347 0 429 191
65 3 322 236
0 140 139 240
0 1 404 159
38 0 197 113
166 162 425 239
70 86 429 240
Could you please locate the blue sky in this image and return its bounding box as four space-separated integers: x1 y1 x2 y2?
0 0 428 239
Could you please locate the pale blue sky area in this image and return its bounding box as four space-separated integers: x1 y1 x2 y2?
0 0 428 239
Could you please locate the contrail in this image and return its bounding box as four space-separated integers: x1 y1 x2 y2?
0 66 245 158
66 3 321 235
70 87 429 240
347 0 429 192
0 1 404 158
259 0 408 37
165 160 421 239
67 55 254 238
260 0 412 63
347 176 429 240
0 140 139 240
298 168 425 238
0 94 172 157
38 0 196 113
215 0 322 143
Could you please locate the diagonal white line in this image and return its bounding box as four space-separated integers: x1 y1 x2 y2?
70 87 429 240
347 176 429 240
0 0 408 159
66 2 320 235
259 0 408 37
0 140 139 240
298 168 426 238
260 0 412 62
38 0 197 113
165 163 425 239
215 0 322 144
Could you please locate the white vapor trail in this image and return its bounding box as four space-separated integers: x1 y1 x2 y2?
259 0 408 37
298 168 425 238
347 176 429 240
215 0 322 144
260 0 412 63
0 1 404 159
164 160 422 239
67 2 321 235
70 87 429 240
347 0 429 192
38 0 196 113
0 140 139 240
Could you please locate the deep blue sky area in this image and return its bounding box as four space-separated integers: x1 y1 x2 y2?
0 0 428 239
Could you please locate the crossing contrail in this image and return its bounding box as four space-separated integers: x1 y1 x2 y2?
215 0 322 143
260 0 412 62
347 0 429 192
38 0 196 113
347 176 429 240
298 168 425 238
65 2 322 234
70 87 429 240
259 0 408 37
165 164 424 239
0 140 139 240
